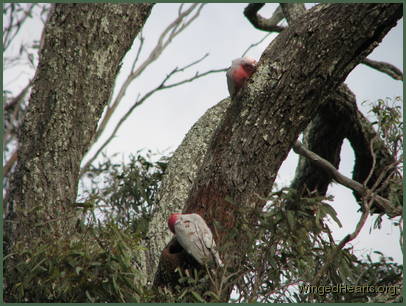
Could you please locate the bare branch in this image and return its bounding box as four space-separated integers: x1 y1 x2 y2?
293 140 402 217
93 4 205 146
241 32 272 58
362 58 403 80
244 4 285 33
4 81 32 112
130 33 145 73
363 135 378 187
81 56 227 175
3 150 18 178
3 4 37 51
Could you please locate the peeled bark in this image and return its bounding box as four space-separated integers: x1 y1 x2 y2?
4 3 153 252
154 3 402 294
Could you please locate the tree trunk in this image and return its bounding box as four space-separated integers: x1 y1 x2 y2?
153 3 402 297
291 84 402 214
4 3 153 253
141 98 231 283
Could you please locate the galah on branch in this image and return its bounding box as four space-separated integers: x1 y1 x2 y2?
168 213 224 268
226 57 257 97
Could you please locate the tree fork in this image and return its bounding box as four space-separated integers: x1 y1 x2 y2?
4 3 154 253
154 4 402 293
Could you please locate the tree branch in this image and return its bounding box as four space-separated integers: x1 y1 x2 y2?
349 103 402 213
3 3 37 51
292 140 401 217
4 3 154 255
289 85 354 202
92 4 205 148
3 150 18 179
280 3 306 23
241 32 272 58
244 3 285 33
312 201 371 287
154 3 403 294
80 56 227 176
4 81 32 112
362 58 403 80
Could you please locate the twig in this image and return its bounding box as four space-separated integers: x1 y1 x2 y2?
241 32 272 58
363 136 377 187
370 160 401 196
80 58 227 175
3 150 18 178
362 58 403 81
4 81 32 112
3 3 37 51
244 3 285 33
292 140 402 217
311 181 378 288
130 33 145 73
312 203 370 286
93 4 205 145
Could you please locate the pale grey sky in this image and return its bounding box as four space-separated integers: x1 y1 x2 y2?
3 3 403 263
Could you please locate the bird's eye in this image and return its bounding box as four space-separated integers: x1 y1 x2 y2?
244 63 256 72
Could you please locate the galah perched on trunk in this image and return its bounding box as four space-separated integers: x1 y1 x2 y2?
226 57 257 97
168 213 224 268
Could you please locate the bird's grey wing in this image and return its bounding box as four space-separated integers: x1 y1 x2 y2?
192 215 224 267
174 218 207 265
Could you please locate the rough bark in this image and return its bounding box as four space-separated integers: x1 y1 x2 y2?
280 3 306 24
282 3 402 214
348 105 403 213
290 85 355 199
141 98 231 283
154 3 402 293
290 84 402 215
4 3 153 252
244 3 285 33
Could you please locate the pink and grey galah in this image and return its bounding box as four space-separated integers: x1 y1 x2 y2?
168 213 224 268
226 57 257 97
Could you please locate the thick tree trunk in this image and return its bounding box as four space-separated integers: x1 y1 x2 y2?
141 98 231 282
154 3 402 296
4 3 153 253
291 84 402 214
290 85 355 198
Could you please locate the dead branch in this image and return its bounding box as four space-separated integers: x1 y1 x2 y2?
293 140 402 217
241 32 272 58
3 3 37 51
93 4 205 144
244 3 285 33
362 58 403 81
4 81 32 112
3 150 18 178
81 56 227 175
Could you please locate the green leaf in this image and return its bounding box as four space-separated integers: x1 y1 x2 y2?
286 210 295 230
322 203 342 228
191 290 206 302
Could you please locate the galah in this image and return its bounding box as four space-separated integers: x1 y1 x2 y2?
226 57 257 97
168 213 224 268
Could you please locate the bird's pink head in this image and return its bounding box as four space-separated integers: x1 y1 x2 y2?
168 213 181 233
235 57 257 75
227 57 257 96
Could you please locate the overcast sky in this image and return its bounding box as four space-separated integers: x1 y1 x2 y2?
4 3 403 263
